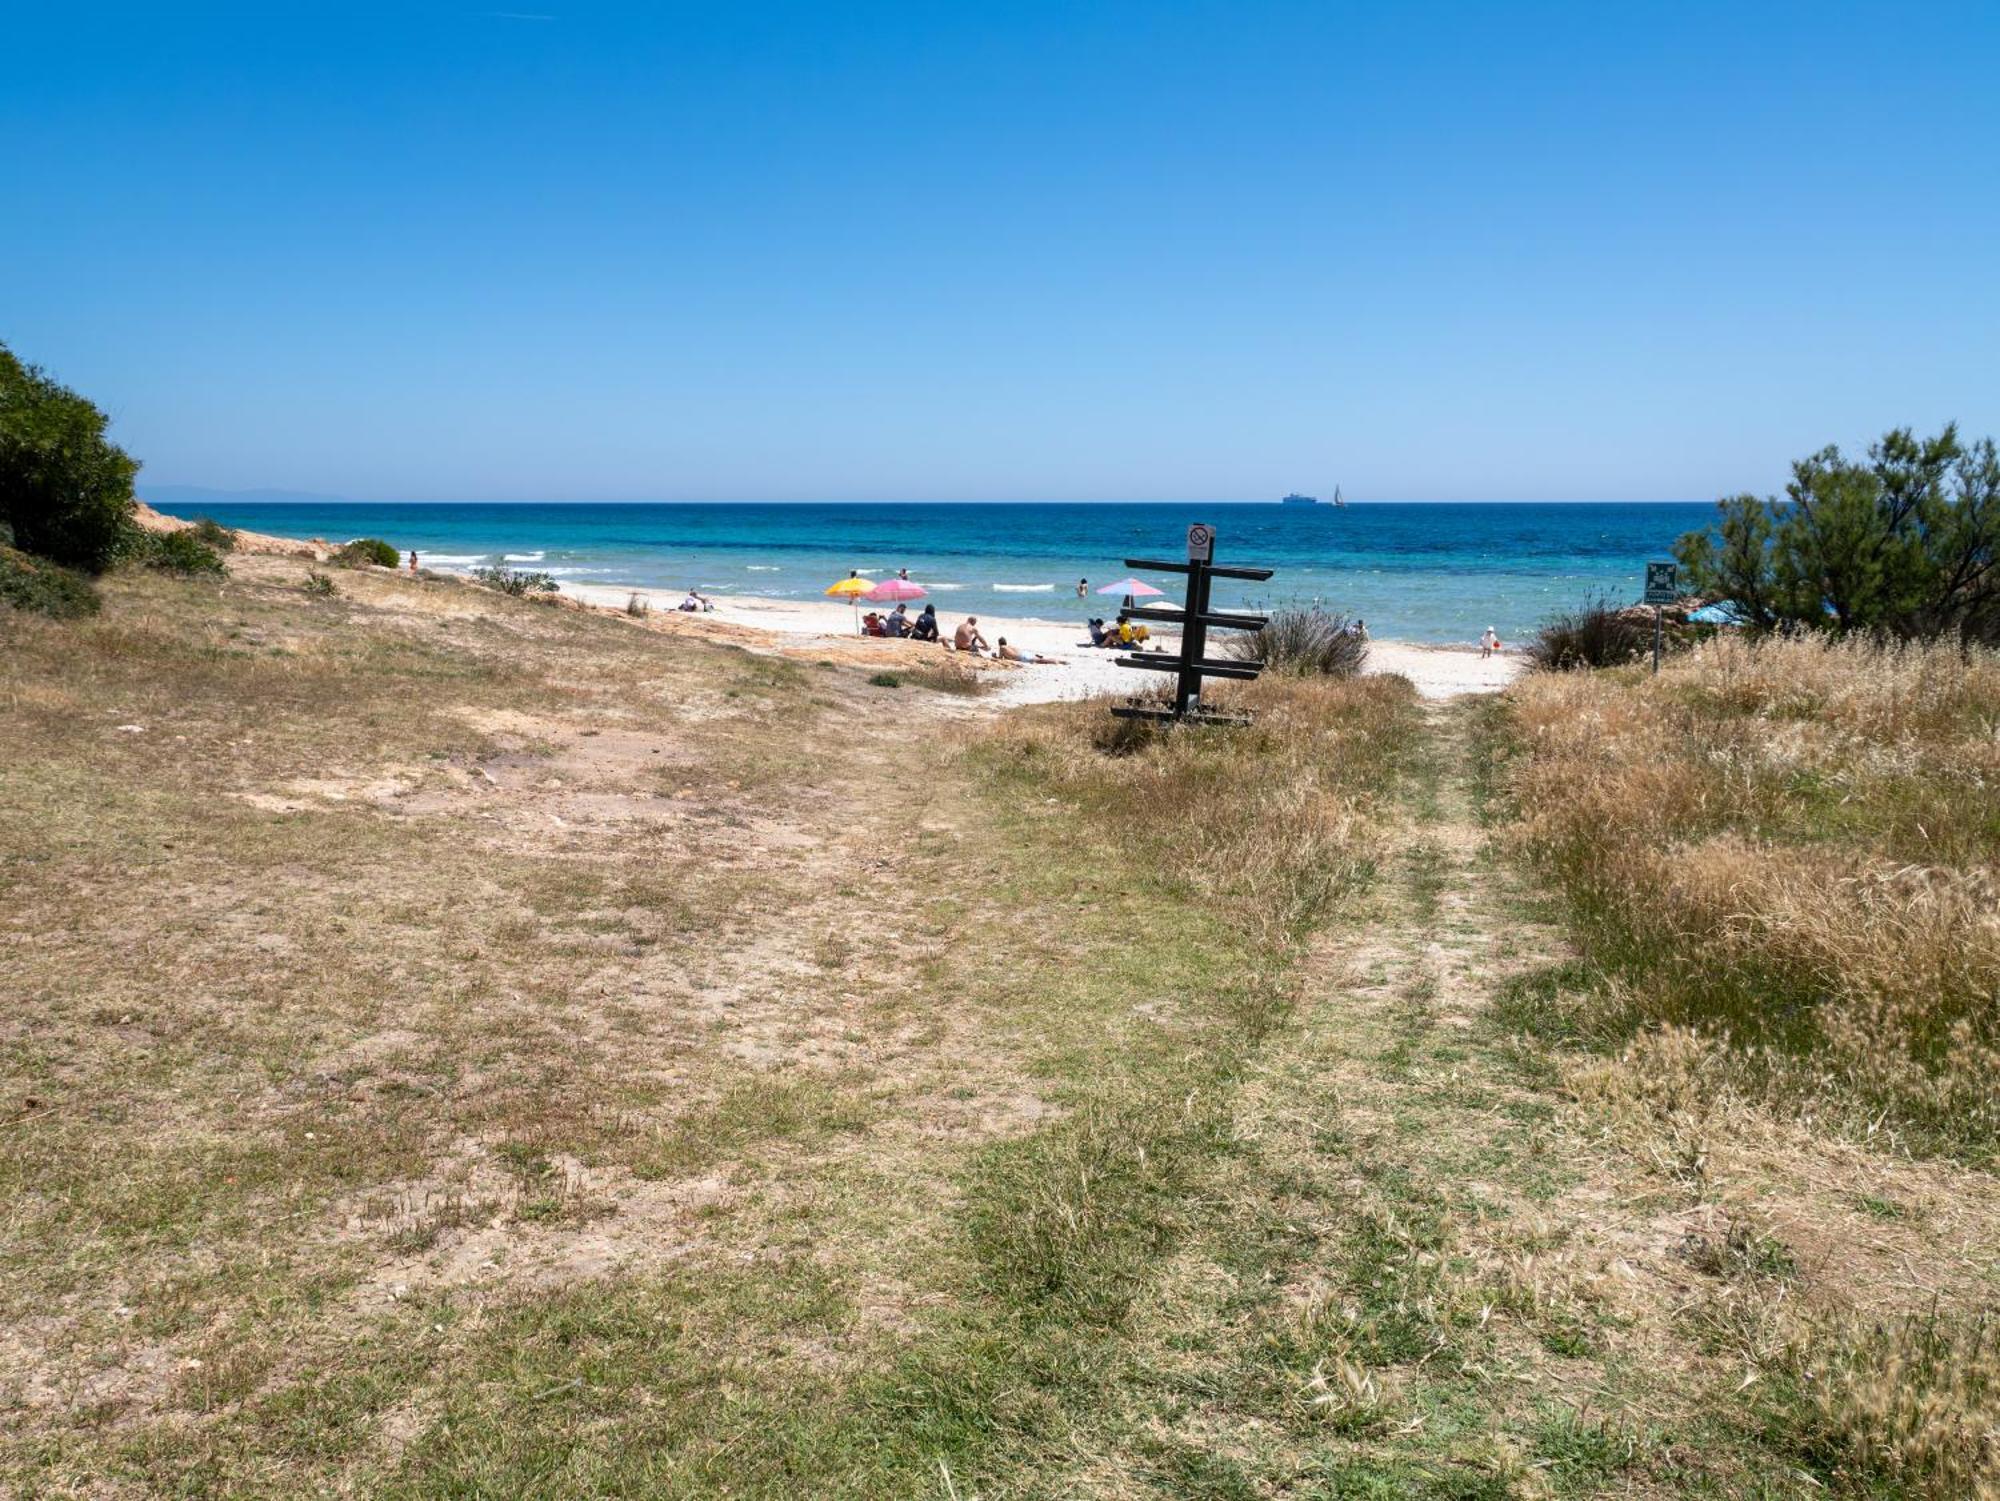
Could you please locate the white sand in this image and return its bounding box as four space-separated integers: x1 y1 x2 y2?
565 582 1524 703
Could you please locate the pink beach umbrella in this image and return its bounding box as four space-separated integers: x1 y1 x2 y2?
1095 577 1165 599
864 578 928 603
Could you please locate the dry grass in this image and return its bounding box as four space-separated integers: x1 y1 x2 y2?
1494 634 2000 1158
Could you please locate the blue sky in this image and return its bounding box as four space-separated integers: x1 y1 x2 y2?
5 1 1996 502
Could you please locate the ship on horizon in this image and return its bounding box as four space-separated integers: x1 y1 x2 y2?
1280 486 1345 507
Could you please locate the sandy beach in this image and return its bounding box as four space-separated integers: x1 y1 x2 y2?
564 580 1525 702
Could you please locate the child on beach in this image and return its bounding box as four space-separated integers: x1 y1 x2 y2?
1480 626 1501 658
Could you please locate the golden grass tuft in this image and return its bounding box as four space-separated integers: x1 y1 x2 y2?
1495 634 2000 1155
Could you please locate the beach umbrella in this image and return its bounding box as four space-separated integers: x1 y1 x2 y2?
1095 577 1165 598
864 578 927 603
825 574 873 633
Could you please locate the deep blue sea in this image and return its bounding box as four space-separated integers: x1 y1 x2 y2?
150 499 1715 645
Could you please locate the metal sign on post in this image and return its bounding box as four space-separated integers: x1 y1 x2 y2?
1644 561 1677 674
1110 525 1273 725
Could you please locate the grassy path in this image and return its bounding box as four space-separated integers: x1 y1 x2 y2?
10 565 1989 1497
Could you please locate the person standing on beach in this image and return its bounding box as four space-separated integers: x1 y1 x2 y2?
408 549 419 573
1480 626 1500 658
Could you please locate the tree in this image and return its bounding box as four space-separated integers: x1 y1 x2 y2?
0 343 140 574
1676 425 2000 646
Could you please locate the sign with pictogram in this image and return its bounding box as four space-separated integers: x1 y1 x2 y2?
1185 523 1214 562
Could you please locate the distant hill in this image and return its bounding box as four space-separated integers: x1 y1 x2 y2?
140 484 355 507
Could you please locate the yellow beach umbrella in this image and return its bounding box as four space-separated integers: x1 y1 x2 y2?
825 573 873 633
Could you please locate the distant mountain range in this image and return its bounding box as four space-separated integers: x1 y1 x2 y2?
140 484 354 507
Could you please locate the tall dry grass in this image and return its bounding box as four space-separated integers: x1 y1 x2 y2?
978 674 1420 946
1495 634 2000 1155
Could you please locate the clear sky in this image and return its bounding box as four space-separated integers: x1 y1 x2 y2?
5 2 1996 502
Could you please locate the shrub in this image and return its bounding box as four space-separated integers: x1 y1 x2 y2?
128 527 226 578
333 537 400 569
1526 598 1654 672
1230 608 1367 678
303 570 337 599
1676 424 2000 645
0 342 139 574
625 592 650 617
0 544 100 618
188 515 237 552
868 671 902 688
470 566 559 597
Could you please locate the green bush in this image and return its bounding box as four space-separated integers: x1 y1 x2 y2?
1228 607 1368 678
188 515 238 552
304 570 337 598
333 537 400 569
0 544 101 618
868 671 902 688
470 566 559 597
126 527 226 578
1526 598 1654 672
1677 424 2000 645
0 343 139 574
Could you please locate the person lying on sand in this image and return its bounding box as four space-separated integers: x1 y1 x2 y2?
909 604 940 642
954 617 990 655
996 637 1056 664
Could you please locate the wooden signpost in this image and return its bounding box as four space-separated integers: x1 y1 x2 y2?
1111 524 1274 724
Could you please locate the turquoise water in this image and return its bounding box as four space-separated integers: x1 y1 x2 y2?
149 499 1714 644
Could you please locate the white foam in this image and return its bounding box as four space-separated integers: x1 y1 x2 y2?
926 582 966 591
746 565 781 572
422 554 484 565
503 551 545 562
994 583 1056 593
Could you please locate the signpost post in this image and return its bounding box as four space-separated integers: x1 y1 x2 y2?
1111 525 1273 725
1644 561 1678 675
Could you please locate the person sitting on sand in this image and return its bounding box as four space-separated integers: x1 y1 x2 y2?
1087 617 1112 648
909 604 940 642
1111 619 1152 647
887 602 911 636
1480 625 1501 658
996 637 1056 664
954 616 990 655
679 588 713 613
863 612 889 637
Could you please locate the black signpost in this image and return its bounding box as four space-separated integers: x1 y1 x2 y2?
1111 524 1274 724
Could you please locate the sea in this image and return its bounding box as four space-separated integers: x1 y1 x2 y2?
147 499 1717 645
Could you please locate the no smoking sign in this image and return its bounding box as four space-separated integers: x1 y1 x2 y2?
1186 523 1214 562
